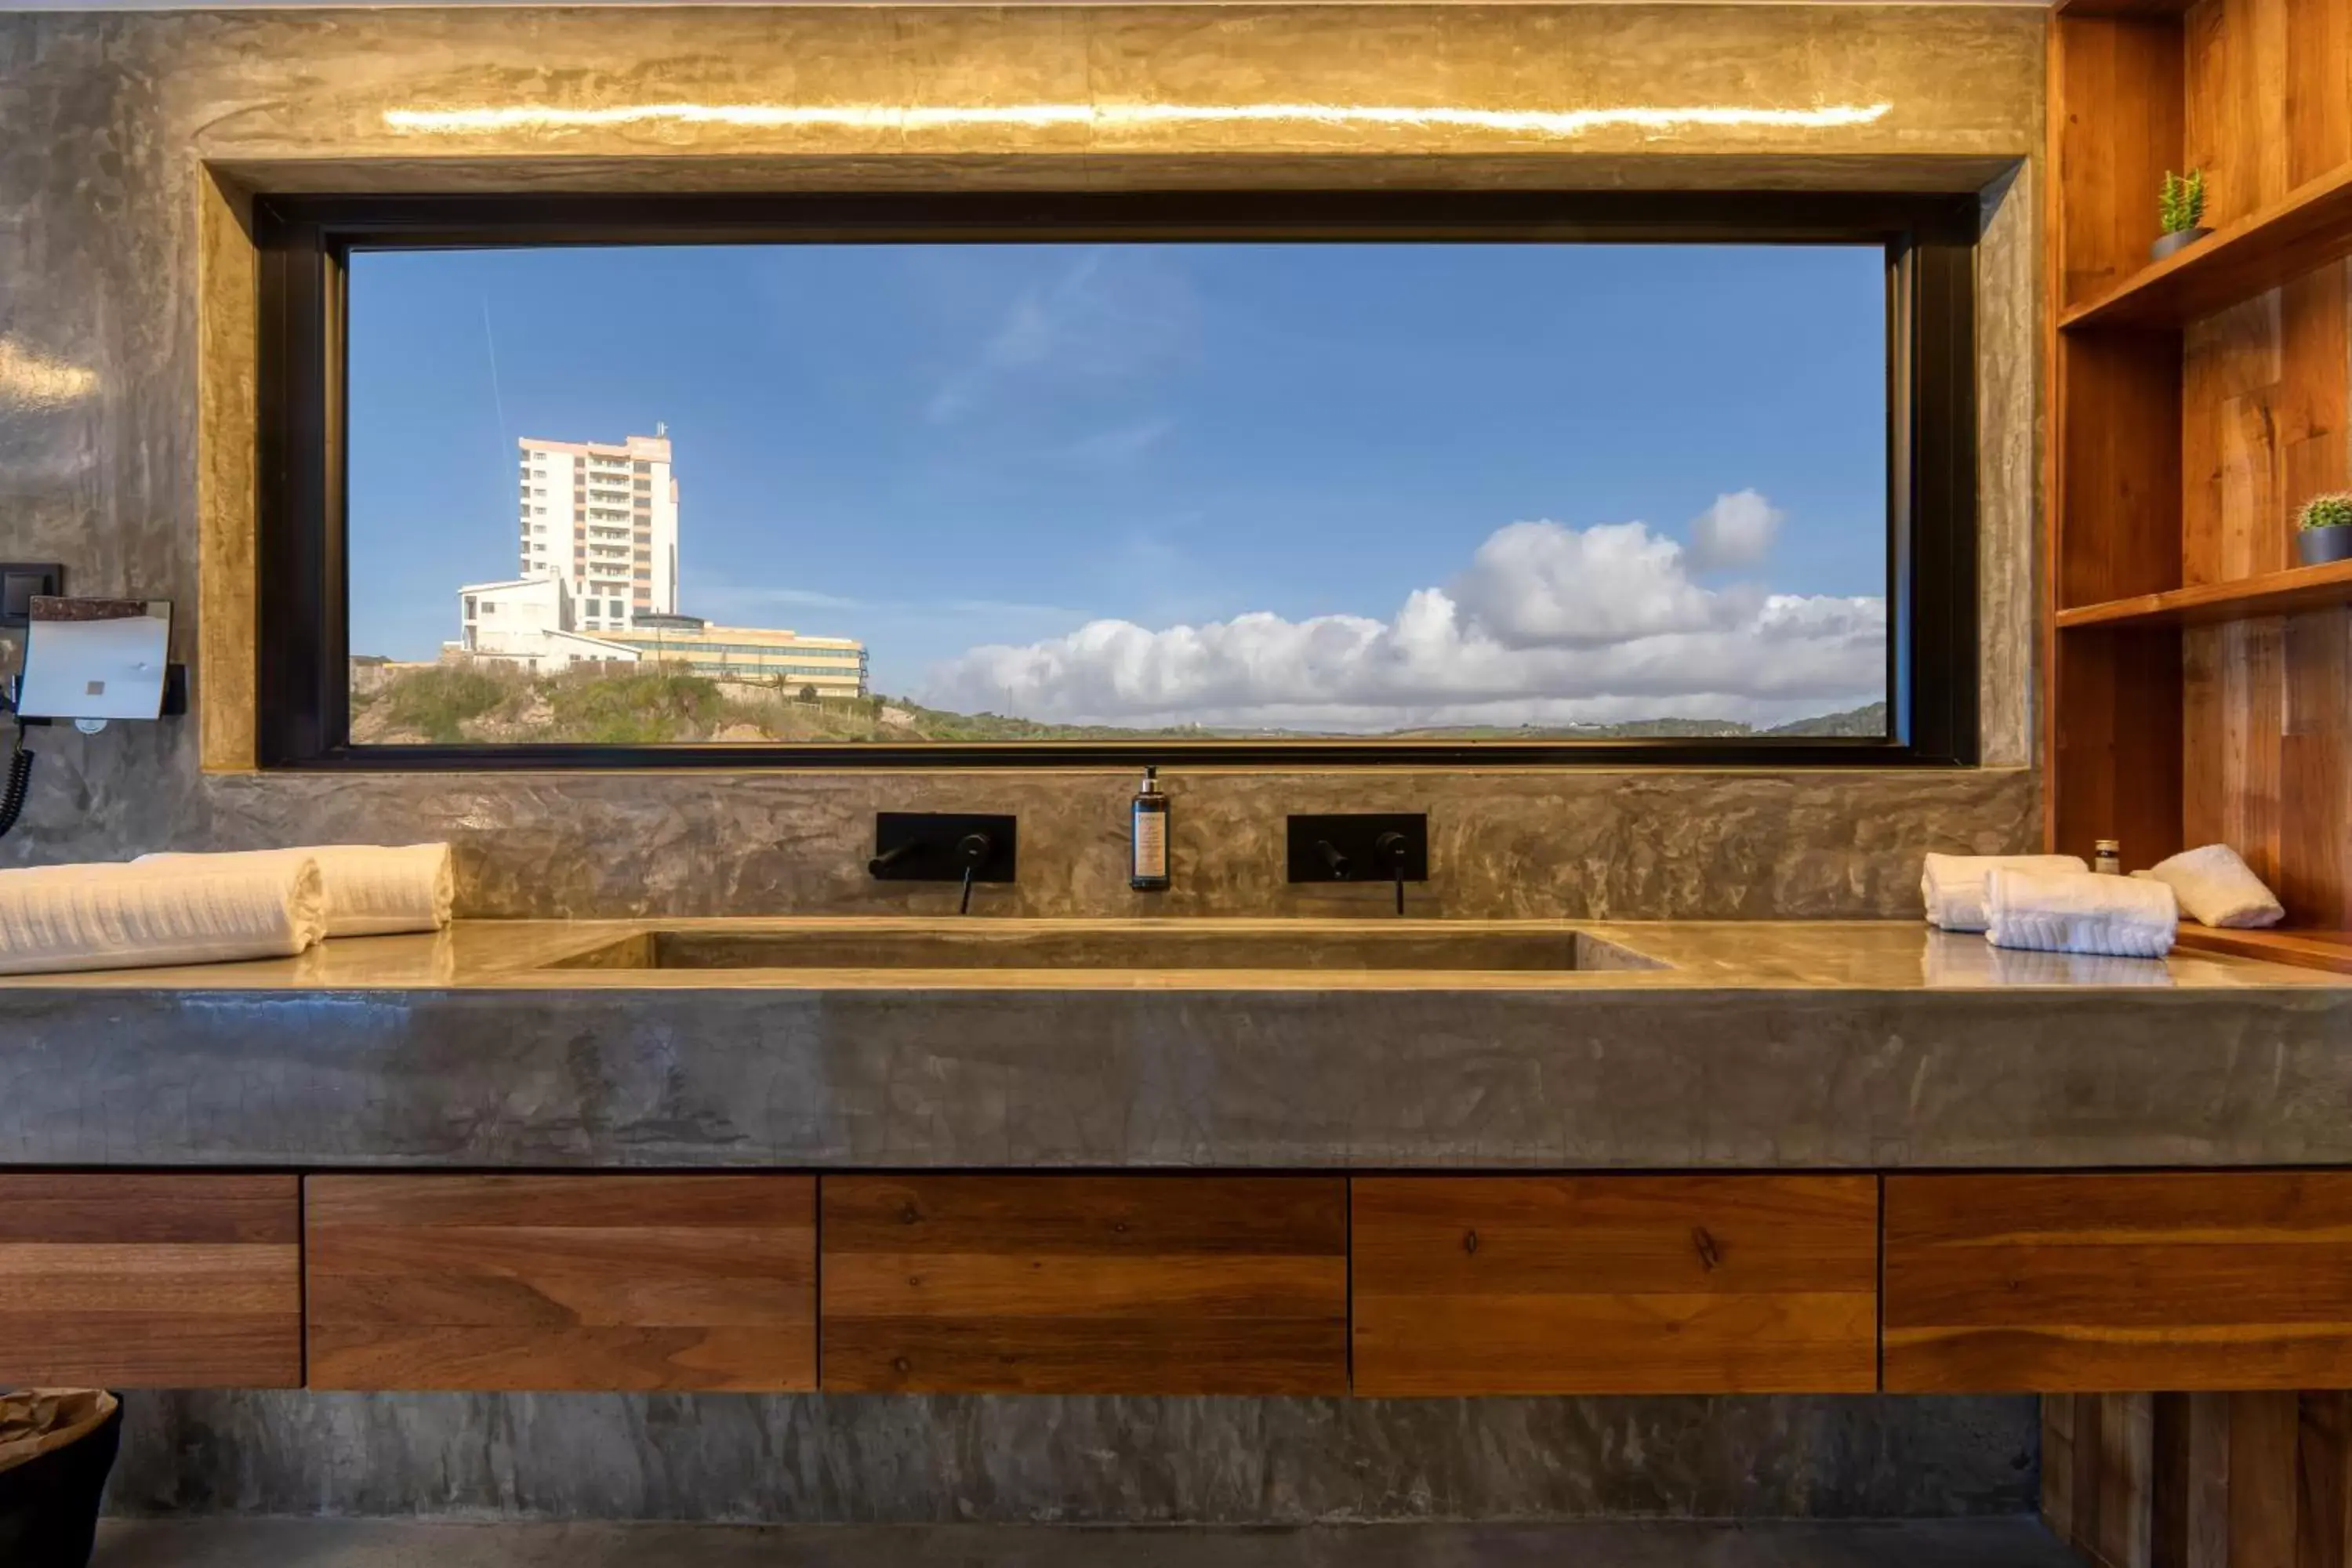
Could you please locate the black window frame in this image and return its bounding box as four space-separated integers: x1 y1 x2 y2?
254 189 1978 770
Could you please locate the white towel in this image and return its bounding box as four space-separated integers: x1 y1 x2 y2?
0 855 326 975
2133 844 2285 929
1986 866 2177 959
1922 853 2090 933
137 844 453 938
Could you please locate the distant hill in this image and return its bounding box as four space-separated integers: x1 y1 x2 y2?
349 662 1889 746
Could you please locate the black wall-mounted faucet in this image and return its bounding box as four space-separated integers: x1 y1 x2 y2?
869 812 1018 914
1287 813 1429 915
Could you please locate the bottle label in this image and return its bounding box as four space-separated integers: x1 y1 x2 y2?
1133 810 1167 878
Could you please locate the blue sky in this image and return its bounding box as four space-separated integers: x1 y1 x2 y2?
347 241 1889 728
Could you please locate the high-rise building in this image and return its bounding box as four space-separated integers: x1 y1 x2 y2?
515 429 678 634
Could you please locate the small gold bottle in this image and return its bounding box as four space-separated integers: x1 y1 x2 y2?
2092 838 2122 876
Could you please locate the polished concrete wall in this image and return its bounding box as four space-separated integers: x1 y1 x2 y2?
0 3 2042 920
3 2 2045 1524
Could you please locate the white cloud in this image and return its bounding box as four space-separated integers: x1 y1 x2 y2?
1686 488 1784 572
920 504 1885 730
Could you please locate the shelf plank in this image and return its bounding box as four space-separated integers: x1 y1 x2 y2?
2060 162 2352 329
2174 927 2352 977
2055 0 2196 13
2056 559 2352 630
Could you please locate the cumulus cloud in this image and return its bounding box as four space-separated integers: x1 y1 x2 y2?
920 504 1886 731
1686 488 1784 572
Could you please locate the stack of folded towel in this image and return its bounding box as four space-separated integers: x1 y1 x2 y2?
1984 864 2178 959
138 844 453 938
0 855 328 976
1922 853 2089 933
0 842 452 976
2133 844 2285 929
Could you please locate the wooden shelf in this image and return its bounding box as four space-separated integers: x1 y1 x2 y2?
2055 558 2352 630
2055 0 2195 14
2060 162 2352 330
2175 926 2352 976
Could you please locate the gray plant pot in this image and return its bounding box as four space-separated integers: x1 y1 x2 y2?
2297 524 2352 567
2151 227 2212 261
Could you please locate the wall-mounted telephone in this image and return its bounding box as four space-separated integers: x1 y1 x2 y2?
0 567 186 840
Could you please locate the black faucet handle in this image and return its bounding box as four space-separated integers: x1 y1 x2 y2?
1316 839 1352 879
1374 832 1410 915
867 840 920 877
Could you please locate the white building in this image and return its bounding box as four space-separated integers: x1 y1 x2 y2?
515 428 679 636
451 576 640 671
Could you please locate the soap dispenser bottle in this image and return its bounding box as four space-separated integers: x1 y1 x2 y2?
1130 767 1171 892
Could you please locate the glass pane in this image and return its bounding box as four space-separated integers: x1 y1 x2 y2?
346 241 1887 746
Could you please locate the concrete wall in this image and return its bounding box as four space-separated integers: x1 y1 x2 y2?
0 3 2042 920
0 2 2045 1524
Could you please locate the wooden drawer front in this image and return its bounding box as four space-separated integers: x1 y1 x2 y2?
1351 1176 1879 1396
0 1174 301 1388
306 1174 816 1392
821 1175 1348 1394
1886 1173 2352 1392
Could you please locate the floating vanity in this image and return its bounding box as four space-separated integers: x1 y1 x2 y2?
2 919 2345 1407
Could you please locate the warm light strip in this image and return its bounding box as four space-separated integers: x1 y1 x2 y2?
383 100 1893 137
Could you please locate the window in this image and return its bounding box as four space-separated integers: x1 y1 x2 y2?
256 192 1976 767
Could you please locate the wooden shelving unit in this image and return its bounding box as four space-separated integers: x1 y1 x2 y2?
2060 162 2352 328
2173 924 2352 975
2055 557 2352 628
2046 0 2352 975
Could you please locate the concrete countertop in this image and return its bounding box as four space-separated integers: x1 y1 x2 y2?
0 916 2335 992
1 919 2345 1171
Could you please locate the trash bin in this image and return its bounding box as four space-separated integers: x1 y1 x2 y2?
0 1390 122 1568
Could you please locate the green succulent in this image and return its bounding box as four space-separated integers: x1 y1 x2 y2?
2158 169 2207 235
2299 492 2352 532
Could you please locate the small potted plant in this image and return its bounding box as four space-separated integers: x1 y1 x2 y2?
2298 492 2352 566
2154 169 2210 260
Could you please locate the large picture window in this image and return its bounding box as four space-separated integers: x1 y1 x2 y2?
255 192 1977 768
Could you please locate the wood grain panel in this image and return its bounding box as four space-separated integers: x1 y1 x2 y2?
1887 1174 2352 1393
306 1174 815 1392
2045 1389 2352 1567
1350 1176 1877 1396
820 1175 1345 1394
2054 14 2187 310
0 1173 300 1388
2053 623 2187 864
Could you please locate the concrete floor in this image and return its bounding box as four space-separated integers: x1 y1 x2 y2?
93 1519 2083 1566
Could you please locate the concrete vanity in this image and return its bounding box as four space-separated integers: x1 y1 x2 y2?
4 920 2349 1418
2 919 2343 1171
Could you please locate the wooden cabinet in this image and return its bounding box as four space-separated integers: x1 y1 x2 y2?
0 1174 301 1388
305 1174 816 1392
1886 1173 2352 1392
1350 1175 1878 1396
819 1174 1348 1394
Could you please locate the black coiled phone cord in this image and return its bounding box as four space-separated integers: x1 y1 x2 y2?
0 725 31 840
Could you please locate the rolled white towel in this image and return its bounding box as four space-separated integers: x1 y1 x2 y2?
2132 844 2285 930
1986 866 2177 960
1922 853 2090 933
0 855 326 975
137 844 453 938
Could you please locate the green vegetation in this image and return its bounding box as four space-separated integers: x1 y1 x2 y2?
373 664 517 744
350 662 1889 747
2299 493 2352 532
2158 169 2207 235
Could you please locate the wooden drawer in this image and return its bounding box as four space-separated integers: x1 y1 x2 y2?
1351 1175 1879 1396
0 1174 301 1388
820 1175 1348 1394
1886 1173 2352 1392
306 1174 816 1392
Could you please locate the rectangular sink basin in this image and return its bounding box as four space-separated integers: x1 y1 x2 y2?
546 923 1664 974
